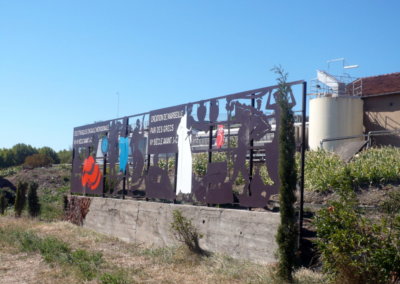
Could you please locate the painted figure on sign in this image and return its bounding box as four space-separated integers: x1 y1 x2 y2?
119 136 129 173
81 156 102 190
176 113 192 194
216 125 224 149
101 136 109 155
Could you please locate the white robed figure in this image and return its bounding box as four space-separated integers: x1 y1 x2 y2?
176 113 192 194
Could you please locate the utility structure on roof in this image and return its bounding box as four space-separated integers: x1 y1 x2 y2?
308 58 400 156
309 59 364 152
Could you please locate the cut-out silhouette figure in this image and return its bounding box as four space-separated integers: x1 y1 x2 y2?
264 88 296 195
146 154 175 200
129 118 145 190
187 103 209 132
239 168 270 208
230 102 251 188
209 99 219 122
193 161 233 204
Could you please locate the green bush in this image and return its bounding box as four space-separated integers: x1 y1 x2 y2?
40 186 69 221
38 146 60 164
27 182 41 217
0 166 20 177
14 181 28 217
299 150 346 192
0 228 103 281
170 209 207 256
274 66 298 282
299 147 400 192
350 147 400 185
314 190 400 284
24 153 53 169
58 149 72 164
0 191 7 214
0 187 14 213
100 271 131 284
71 249 103 280
192 153 208 177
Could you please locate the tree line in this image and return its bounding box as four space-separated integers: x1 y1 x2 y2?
0 143 71 168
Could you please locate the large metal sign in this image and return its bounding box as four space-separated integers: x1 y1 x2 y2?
71 81 303 208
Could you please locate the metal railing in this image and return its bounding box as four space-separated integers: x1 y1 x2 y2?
319 129 400 149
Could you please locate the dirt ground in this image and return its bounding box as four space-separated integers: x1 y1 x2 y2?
6 165 71 190
0 217 325 284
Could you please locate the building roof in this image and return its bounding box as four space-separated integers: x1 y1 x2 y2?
360 72 400 97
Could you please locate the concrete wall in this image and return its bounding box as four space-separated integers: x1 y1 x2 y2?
80 196 280 264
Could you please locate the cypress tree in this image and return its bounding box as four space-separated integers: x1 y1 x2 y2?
63 195 69 212
14 181 28 217
28 182 41 217
0 191 7 215
273 66 298 282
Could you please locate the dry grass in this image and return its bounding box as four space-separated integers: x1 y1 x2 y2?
0 216 326 283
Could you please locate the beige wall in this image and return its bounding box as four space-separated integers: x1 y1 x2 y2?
363 93 400 146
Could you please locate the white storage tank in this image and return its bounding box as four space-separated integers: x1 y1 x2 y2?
309 96 364 152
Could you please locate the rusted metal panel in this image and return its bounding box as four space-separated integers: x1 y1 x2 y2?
71 82 301 208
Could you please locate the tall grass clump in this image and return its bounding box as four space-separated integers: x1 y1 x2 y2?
0 228 103 281
300 150 346 192
299 147 400 192
350 146 400 185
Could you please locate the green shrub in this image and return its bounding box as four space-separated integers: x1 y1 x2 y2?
314 190 400 284
38 146 60 164
350 146 400 185
0 166 20 177
58 149 72 164
274 66 298 282
34 236 71 263
14 181 28 217
39 186 69 221
0 191 7 214
299 147 400 192
0 228 103 281
27 182 41 217
157 156 175 172
170 209 207 256
71 249 103 280
100 271 131 284
192 153 208 177
24 153 53 169
299 149 346 192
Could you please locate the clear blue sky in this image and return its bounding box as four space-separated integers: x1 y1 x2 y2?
1 0 399 151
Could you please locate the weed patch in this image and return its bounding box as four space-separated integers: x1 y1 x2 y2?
299 147 400 192
0 226 103 280
100 270 133 284
170 209 209 256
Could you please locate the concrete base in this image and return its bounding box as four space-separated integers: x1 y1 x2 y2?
81 196 280 264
